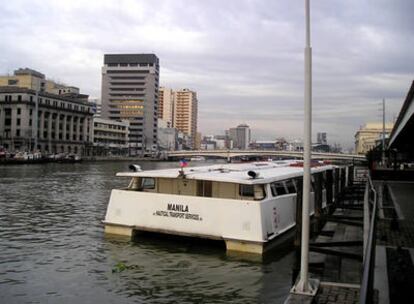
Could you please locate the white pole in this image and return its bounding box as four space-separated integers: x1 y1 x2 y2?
291 0 319 295
382 99 386 165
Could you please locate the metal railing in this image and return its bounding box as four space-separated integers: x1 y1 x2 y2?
359 174 377 304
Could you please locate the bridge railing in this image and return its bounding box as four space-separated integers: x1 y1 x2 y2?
166 150 366 161
360 173 377 304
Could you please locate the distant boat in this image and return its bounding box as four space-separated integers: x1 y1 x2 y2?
190 156 206 161
57 154 82 163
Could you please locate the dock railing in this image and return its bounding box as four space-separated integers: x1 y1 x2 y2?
360 173 377 304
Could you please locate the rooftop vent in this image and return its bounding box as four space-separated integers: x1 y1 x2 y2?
247 171 260 179
129 164 142 172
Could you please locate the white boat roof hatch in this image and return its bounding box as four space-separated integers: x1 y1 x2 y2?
116 161 336 185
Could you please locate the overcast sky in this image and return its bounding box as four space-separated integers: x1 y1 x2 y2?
1 0 413 150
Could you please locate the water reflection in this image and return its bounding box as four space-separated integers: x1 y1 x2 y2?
0 161 294 303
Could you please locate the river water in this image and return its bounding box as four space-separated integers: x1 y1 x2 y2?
0 161 297 304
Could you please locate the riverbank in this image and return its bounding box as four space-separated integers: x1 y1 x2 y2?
0 156 164 165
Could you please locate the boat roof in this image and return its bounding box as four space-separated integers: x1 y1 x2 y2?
116 160 337 185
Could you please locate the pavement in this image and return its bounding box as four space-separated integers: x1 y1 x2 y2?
374 181 414 304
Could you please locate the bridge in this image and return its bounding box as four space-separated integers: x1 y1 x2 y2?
165 150 366 162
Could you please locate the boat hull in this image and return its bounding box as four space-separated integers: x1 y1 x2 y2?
103 189 318 254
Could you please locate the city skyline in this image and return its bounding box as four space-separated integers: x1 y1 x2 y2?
1 0 413 150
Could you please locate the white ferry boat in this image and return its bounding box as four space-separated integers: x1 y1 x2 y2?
103 160 345 254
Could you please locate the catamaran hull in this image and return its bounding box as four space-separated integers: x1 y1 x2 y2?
104 189 319 254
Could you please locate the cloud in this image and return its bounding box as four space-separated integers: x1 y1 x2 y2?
0 0 413 151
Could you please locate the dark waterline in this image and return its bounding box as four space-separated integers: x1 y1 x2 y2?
0 161 296 303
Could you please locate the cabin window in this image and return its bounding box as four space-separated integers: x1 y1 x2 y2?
254 184 266 200
271 182 287 196
141 178 155 189
285 180 296 193
239 184 265 200
239 184 254 198
197 180 212 197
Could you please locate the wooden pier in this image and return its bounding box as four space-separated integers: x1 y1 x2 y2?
286 169 367 304
285 167 414 304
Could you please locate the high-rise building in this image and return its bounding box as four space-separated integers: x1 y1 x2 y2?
101 54 159 154
317 132 327 145
228 124 251 149
158 87 174 127
173 88 198 149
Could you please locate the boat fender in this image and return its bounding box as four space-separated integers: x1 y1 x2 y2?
129 164 142 172
247 171 260 179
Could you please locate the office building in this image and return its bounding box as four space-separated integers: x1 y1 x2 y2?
228 124 251 149
173 88 198 149
0 68 94 154
101 54 159 154
92 117 129 156
317 132 327 145
355 122 393 154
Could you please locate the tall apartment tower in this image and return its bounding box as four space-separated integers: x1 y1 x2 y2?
101 54 159 153
158 87 174 127
173 88 198 148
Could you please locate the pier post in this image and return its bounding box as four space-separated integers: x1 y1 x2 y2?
334 168 340 203
326 169 333 212
341 168 346 194
314 172 323 233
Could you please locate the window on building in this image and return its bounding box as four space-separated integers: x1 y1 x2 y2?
17 108 21 115
16 129 20 137
16 118 21 126
17 95 22 102
8 79 18 85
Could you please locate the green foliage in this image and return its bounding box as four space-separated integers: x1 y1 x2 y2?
112 261 140 273
112 261 127 273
